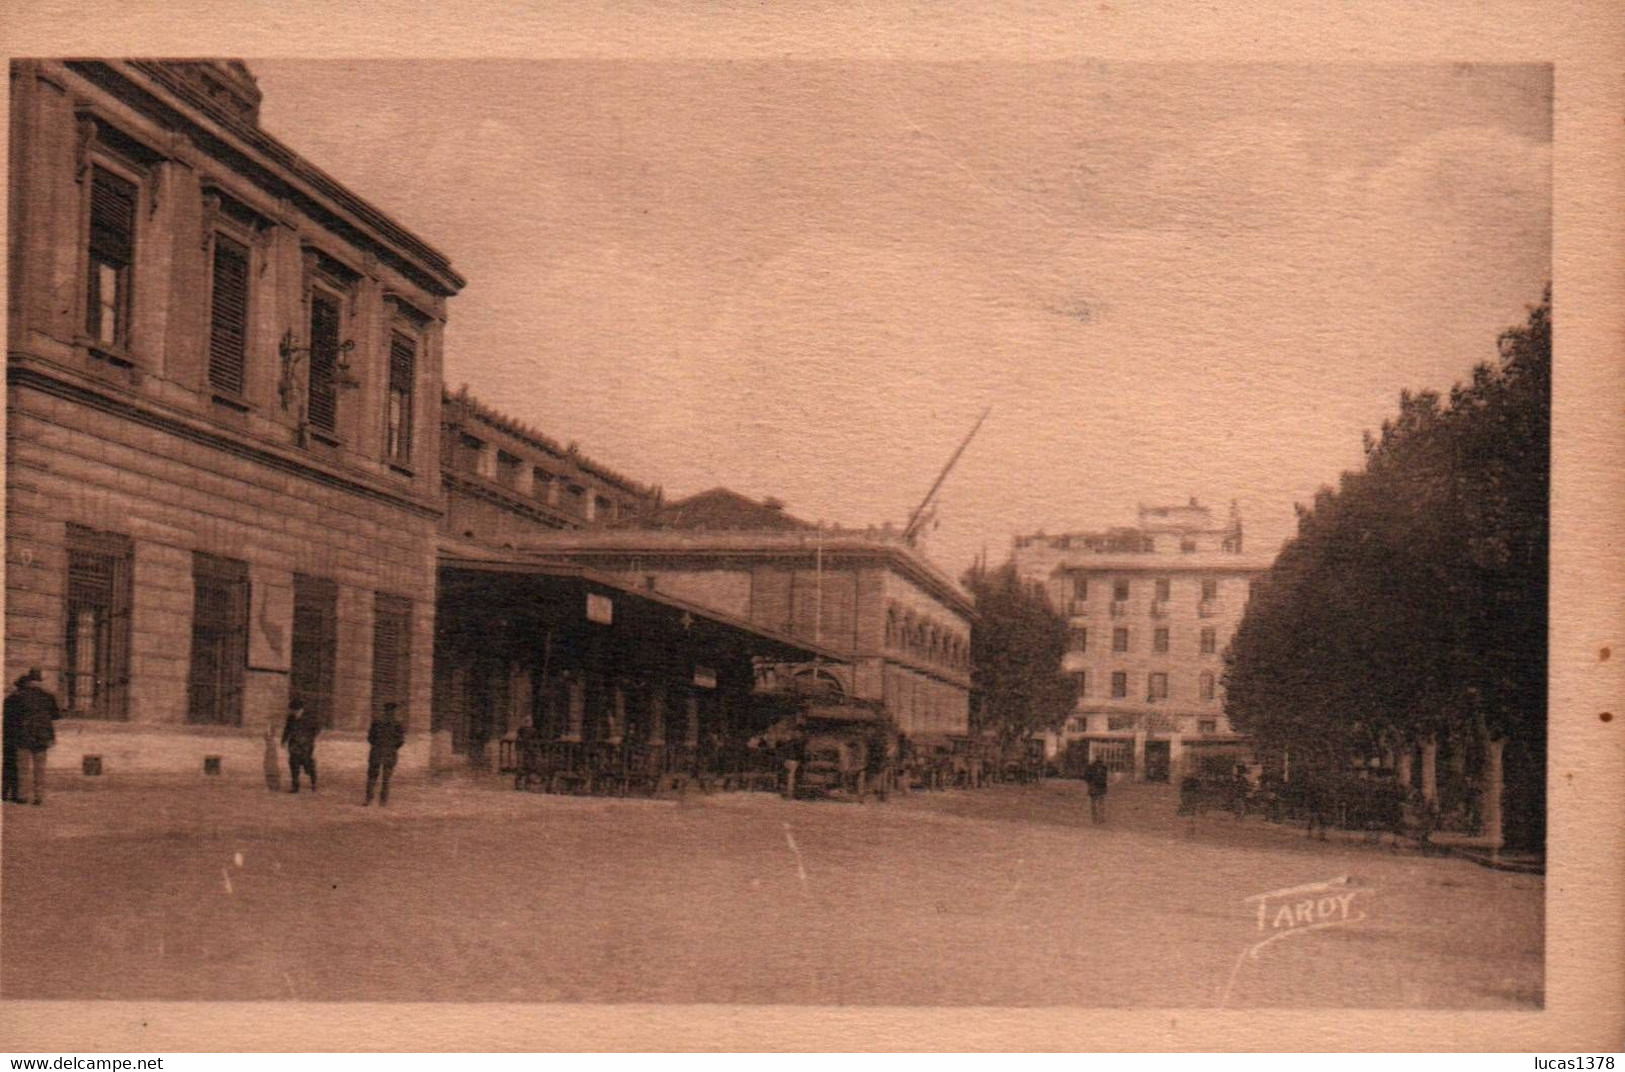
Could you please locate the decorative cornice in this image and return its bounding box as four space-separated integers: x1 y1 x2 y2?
10 357 444 521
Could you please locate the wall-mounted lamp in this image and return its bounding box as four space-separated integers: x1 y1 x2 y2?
277 330 360 436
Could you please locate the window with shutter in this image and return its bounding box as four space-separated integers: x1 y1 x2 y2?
386 332 416 463
87 167 137 348
291 575 339 728
307 291 341 433
208 235 251 395
371 592 413 720
64 525 133 720
187 553 249 725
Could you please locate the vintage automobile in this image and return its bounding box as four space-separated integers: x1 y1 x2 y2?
788 703 894 802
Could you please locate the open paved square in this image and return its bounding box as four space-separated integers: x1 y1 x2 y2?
0 778 1541 1007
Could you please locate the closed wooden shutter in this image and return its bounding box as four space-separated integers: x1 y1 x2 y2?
89 168 136 263
387 333 415 461
307 292 340 432
208 235 250 394
371 592 413 720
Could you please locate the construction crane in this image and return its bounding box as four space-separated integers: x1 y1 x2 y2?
902 406 991 545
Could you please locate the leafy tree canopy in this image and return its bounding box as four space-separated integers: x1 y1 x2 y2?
962 560 1076 748
1224 288 1549 765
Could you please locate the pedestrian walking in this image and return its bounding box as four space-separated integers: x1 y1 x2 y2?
1084 755 1110 824
364 702 406 806
6 668 60 806
281 697 320 793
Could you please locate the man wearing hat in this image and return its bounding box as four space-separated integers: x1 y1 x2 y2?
364 701 406 807
5 669 60 806
280 697 321 793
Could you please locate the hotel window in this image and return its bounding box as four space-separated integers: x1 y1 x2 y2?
1112 627 1129 653
532 467 555 502
1200 627 1217 654
306 287 343 435
187 552 250 725
371 593 413 720
1153 628 1169 653
207 234 251 396
1147 672 1168 702
87 166 137 351
455 433 483 472
386 332 416 465
291 575 339 728
1200 671 1216 701
1107 713 1135 731
1198 719 1217 735
595 495 614 523
495 450 523 490
566 484 586 515
1113 578 1130 602
1068 627 1088 653
1072 671 1089 698
1110 671 1127 699
1074 575 1088 601
63 525 133 720
1154 578 1171 602
1201 578 1218 602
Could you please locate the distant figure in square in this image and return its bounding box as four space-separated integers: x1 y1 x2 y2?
1083 755 1111 824
281 697 320 793
6 668 60 806
365 702 406 807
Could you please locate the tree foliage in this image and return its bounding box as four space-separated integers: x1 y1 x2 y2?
962 560 1076 747
1224 289 1549 776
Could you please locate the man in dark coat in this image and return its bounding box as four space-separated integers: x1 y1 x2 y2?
1083 756 1111 824
281 698 320 793
364 702 407 806
6 669 60 806
2 677 22 804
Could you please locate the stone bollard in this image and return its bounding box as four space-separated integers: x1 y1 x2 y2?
783 759 799 800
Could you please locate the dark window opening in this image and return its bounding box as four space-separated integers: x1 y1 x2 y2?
291 575 339 728
371 592 413 722
64 525 133 720
87 167 136 349
386 333 415 463
187 552 249 725
306 290 341 434
208 235 250 395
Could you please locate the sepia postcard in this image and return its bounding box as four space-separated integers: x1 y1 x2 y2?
1 0 1621 1055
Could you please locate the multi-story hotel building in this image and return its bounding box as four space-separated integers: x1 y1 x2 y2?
1012 500 1273 781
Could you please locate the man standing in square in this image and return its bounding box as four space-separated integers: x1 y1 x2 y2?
6 669 60 806
281 697 320 793
365 702 406 806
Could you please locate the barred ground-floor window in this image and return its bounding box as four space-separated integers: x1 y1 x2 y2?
64 524 134 719
291 574 339 728
371 592 413 721
188 552 249 725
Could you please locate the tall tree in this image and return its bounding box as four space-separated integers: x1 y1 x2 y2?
1224 289 1549 846
962 560 1075 748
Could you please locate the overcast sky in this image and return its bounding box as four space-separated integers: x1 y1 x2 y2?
254 60 1551 576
